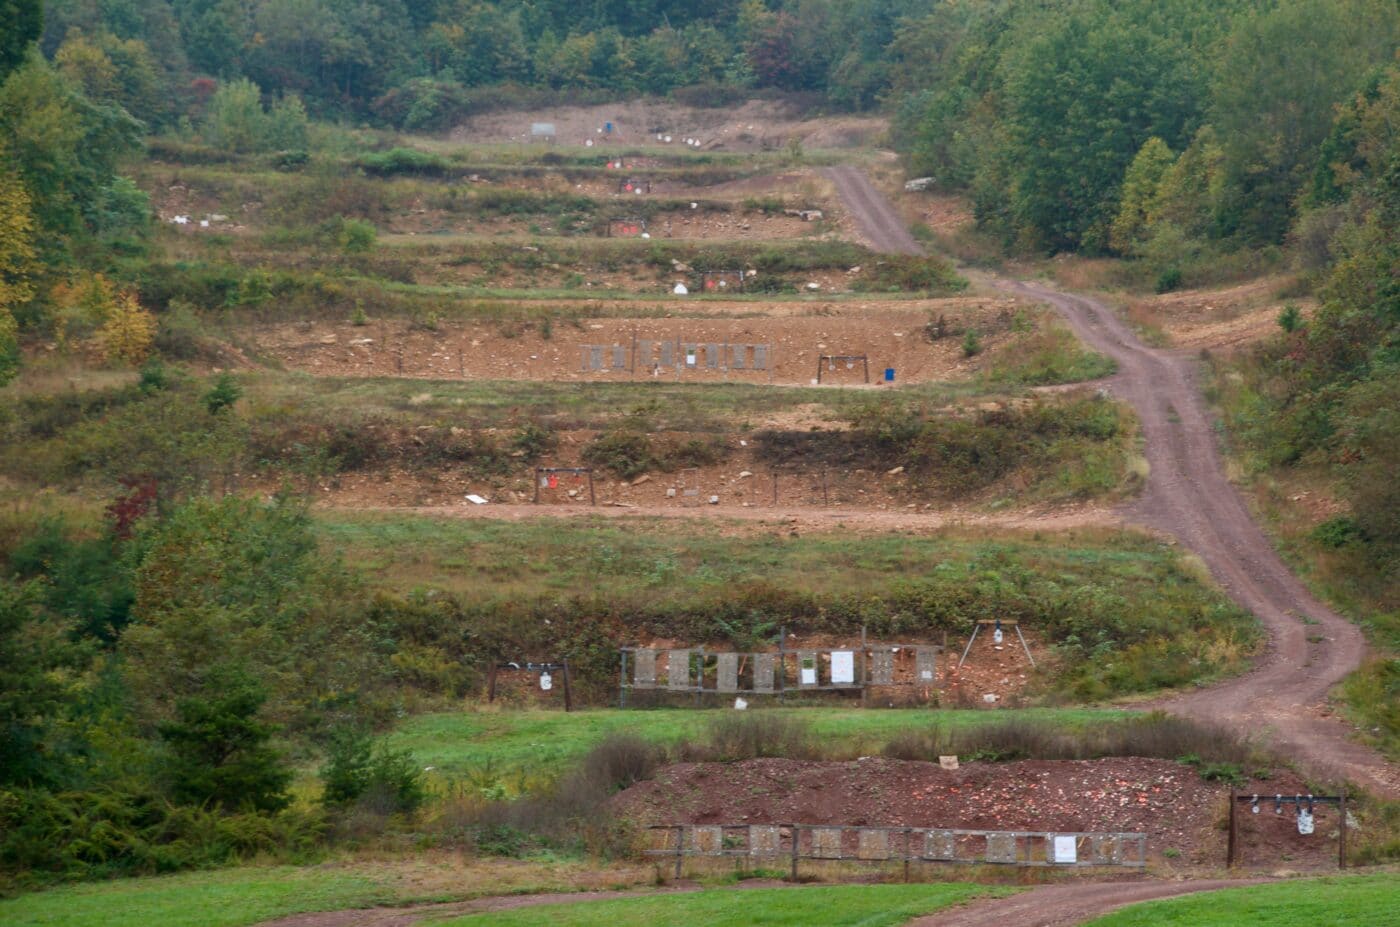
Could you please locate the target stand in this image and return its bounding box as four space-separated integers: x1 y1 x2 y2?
816 354 869 384
534 467 596 505
958 619 1035 669
488 660 573 711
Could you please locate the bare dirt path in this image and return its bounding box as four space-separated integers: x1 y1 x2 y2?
832 167 1397 797
906 879 1261 927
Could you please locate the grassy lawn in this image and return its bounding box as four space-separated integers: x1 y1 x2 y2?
0 866 397 927
1081 874 1400 926
442 884 1013 927
389 707 1129 788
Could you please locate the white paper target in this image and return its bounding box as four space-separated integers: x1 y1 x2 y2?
1297 809 1314 835
539 672 553 691
830 651 855 685
993 628 1004 644
1052 835 1078 864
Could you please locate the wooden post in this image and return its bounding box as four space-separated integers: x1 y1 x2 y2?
1226 790 1237 868
587 470 596 506
619 650 629 708
674 825 684 879
863 355 870 384
458 349 464 377
772 472 779 506
903 828 911 882
533 469 541 504
778 626 786 704
1339 788 1348 869
487 663 498 703
860 625 868 707
821 469 829 505
790 825 800 882
562 660 574 712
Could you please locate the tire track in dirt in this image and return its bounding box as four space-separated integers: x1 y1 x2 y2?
830 167 1397 797
905 878 1262 927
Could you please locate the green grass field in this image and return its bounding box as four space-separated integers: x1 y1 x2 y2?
1081 874 1400 926
389 707 1129 789
0 866 398 927
442 884 1014 927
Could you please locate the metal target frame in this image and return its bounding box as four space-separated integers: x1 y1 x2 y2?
816 354 869 384
1228 790 1349 869
958 618 1036 668
534 467 596 505
606 217 648 238
487 660 574 711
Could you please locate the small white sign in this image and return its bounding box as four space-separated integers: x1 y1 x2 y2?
734 697 748 710
800 667 817 686
830 651 855 685
465 494 488 505
539 672 552 691
1052 836 1078 864
920 670 934 681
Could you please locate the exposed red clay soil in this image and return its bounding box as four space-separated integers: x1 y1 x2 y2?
248 299 1019 385
616 757 1335 870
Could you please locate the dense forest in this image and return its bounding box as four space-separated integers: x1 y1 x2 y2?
1 0 1398 888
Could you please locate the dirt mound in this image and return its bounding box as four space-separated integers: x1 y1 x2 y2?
451 100 888 151
616 756 1332 868
248 299 1016 386
1128 276 1315 353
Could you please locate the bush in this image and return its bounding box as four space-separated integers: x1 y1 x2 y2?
678 712 818 762
357 147 452 177
961 328 983 357
582 429 655 480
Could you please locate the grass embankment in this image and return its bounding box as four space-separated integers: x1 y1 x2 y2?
387 708 1120 791
442 884 1014 927
1082 873 1400 927
322 516 1258 703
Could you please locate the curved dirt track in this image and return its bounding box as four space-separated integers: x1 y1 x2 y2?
906 878 1260 927
830 167 1397 797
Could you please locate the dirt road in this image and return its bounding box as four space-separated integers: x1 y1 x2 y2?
906 879 1260 927
831 167 1397 797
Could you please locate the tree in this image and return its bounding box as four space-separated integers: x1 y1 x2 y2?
1111 138 1176 254
96 289 156 365
0 53 143 263
0 144 36 385
0 0 42 82
0 580 77 786
1211 0 1400 242
158 664 292 812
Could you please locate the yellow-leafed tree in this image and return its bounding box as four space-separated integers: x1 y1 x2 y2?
97 290 156 365
0 155 39 385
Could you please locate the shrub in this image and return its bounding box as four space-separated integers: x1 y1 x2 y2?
1278 303 1304 332
678 712 818 762
357 147 452 177
582 429 655 480
961 328 983 357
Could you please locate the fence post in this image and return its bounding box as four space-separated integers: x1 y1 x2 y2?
1226 790 1237 868
1339 788 1348 869
790 825 800 882
675 825 684 879
619 650 629 708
